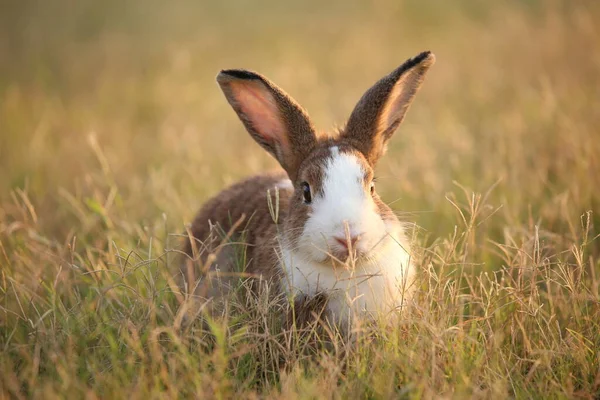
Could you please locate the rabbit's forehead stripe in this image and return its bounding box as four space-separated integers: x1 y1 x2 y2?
316 147 370 209
323 146 368 188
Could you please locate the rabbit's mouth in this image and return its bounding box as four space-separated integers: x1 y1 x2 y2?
324 246 369 265
323 231 394 265
299 231 391 266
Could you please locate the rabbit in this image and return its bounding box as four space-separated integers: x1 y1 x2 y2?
179 51 435 331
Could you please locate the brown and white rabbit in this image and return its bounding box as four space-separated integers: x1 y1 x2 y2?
180 51 435 330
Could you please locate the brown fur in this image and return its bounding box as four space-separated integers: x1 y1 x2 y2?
181 172 289 291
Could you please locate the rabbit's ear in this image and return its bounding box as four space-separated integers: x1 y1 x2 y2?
342 51 435 165
217 70 317 179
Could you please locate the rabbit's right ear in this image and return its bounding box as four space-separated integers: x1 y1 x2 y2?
217 70 317 180
341 51 435 166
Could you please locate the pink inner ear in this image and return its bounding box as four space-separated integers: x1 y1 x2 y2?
229 80 289 148
377 71 424 135
377 80 409 134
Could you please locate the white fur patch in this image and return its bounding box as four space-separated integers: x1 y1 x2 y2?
279 147 414 326
280 224 413 326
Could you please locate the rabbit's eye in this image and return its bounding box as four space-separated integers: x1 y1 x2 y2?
301 182 312 204
370 181 376 195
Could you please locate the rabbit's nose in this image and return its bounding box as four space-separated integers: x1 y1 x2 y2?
333 235 360 249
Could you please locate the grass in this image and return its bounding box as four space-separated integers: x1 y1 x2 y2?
1 0 600 398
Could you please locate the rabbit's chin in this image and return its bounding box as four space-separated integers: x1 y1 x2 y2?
279 225 413 322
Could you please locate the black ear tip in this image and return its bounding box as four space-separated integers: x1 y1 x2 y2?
395 51 435 75
413 51 436 65
217 69 261 83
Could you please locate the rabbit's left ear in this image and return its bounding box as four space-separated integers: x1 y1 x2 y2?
217 69 318 181
341 51 435 165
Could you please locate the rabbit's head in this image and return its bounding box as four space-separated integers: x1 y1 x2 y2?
217 52 435 264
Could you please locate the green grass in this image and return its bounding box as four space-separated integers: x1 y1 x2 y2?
1 0 600 398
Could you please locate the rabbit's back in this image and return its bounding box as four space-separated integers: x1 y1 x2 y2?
180 172 292 294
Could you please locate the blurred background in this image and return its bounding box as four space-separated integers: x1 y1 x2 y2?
1 0 599 253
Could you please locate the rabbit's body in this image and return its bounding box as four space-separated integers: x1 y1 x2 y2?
180 51 435 330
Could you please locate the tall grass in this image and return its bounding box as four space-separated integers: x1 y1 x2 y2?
1 0 599 398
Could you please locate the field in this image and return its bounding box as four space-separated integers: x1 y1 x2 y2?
1 1 600 398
